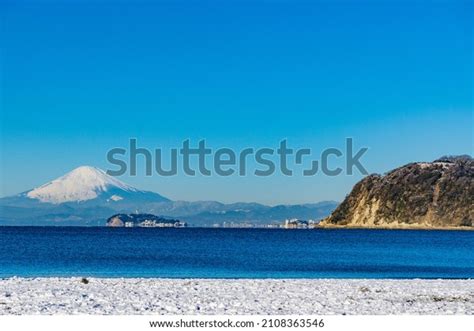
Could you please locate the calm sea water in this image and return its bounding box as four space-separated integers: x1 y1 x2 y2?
1 227 473 279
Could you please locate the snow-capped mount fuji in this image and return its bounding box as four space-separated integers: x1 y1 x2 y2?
0 166 338 226
24 166 168 204
0 166 172 225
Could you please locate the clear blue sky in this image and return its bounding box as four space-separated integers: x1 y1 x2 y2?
1 1 472 204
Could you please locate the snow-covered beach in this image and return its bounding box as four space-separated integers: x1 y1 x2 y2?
1 278 473 315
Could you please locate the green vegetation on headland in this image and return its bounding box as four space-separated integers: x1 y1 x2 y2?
320 156 473 230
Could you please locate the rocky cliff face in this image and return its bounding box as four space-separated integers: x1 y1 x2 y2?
320 156 473 229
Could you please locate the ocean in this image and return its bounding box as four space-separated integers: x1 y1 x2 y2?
1 227 473 279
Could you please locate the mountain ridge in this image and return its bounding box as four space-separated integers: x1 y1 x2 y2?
0 166 337 226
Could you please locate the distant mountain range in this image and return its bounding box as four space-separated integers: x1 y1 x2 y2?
0 166 338 226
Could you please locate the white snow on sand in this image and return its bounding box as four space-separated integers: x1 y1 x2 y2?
1 278 473 315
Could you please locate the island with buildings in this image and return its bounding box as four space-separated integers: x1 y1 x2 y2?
106 213 187 228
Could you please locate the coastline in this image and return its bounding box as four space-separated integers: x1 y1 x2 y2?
1 225 473 231
317 224 474 231
1 278 473 315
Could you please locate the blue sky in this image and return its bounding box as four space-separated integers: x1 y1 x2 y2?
1 1 472 204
